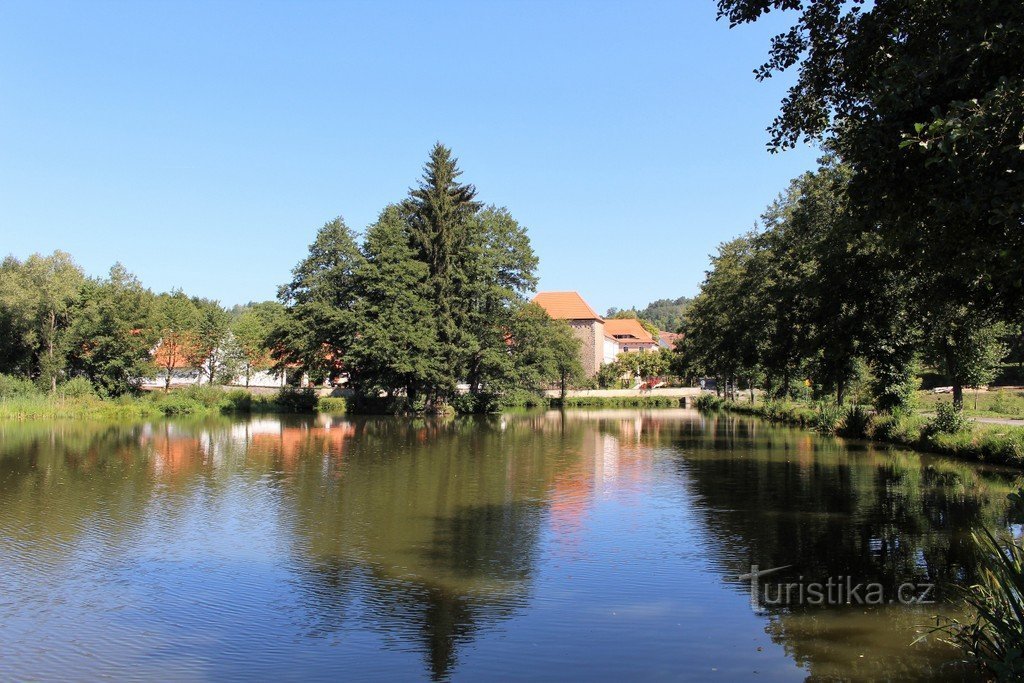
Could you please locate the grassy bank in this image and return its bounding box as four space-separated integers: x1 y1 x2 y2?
915 388 1024 419
0 384 346 421
551 395 685 409
694 394 1024 466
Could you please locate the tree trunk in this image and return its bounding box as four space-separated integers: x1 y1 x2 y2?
836 380 845 407
49 310 57 392
952 383 964 410
560 372 567 401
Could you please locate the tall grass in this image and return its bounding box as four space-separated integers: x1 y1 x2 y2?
0 379 338 420
931 489 1024 677
692 394 1024 466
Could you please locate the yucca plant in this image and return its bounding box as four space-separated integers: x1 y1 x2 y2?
931 491 1024 678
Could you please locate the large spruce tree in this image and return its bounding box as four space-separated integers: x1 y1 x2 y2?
404 144 482 405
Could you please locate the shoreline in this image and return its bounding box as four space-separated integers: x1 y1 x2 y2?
696 398 1024 467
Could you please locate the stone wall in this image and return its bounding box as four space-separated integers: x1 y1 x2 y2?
568 319 604 377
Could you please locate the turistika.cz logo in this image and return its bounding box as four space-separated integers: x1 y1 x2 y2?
737 565 935 613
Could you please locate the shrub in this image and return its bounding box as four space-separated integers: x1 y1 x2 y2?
318 396 347 413
0 374 41 399
221 389 253 412
926 401 968 436
872 413 925 444
839 404 874 438
275 387 319 413
812 401 843 434
694 393 724 411
496 388 547 409
58 377 96 399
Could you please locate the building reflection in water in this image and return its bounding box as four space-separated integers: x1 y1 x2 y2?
0 410 1019 681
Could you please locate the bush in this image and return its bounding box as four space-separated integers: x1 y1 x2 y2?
812 401 843 434
926 401 968 436
872 413 925 444
496 388 547 409
839 404 874 438
694 393 724 411
275 387 319 413
221 389 253 412
0 374 41 399
58 377 96 399
318 396 347 413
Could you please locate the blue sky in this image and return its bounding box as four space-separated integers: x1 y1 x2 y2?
0 0 818 314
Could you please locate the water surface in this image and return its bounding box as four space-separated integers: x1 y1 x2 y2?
0 410 1019 681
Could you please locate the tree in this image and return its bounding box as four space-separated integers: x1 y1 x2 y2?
718 0 1024 346
276 217 363 385
683 232 764 400
404 143 482 407
503 303 583 402
193 298 233 384
0 251 84 391
152 291 205 391
66 264 157 396
346 205 443 408
926 316 1007 410
608 297 693 333
461 206 539 399
230 302 284 387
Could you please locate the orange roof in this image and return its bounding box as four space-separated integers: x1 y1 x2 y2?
533 291 603 321
603 318 656 344
659 331 684 348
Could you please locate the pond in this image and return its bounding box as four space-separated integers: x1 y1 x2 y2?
0 409 1019 681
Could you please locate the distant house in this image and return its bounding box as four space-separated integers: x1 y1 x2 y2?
533 291 606 377
658 331 683 351
603 318 658 353
603 334 621 365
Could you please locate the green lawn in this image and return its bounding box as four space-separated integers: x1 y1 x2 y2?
915 389 1024 419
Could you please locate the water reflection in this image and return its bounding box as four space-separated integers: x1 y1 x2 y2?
0 411 1019 681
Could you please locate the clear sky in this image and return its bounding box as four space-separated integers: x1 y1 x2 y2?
0 0 818 315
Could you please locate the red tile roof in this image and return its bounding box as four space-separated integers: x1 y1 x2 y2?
603 318 656 344
659 331 684 348
533 291 603 321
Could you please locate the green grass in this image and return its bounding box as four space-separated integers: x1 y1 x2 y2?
916 389 1024 419
696 395 1024 466
0 384 343 421
552 395 685 408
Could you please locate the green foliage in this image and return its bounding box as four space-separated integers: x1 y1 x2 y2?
811 401 843 435
58 377 95 399
607 296 692 333
556 395 682 408
0 373 41 399
276 144 552 413
229 304 281 387
66 264 157 397
839 404 874 439
693 393 725 411
926 401 969 436
346 205 442 402
274 216 362 385
317 396 347 413
0 251 85 390
932 523 1024 678
274 387 319 413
